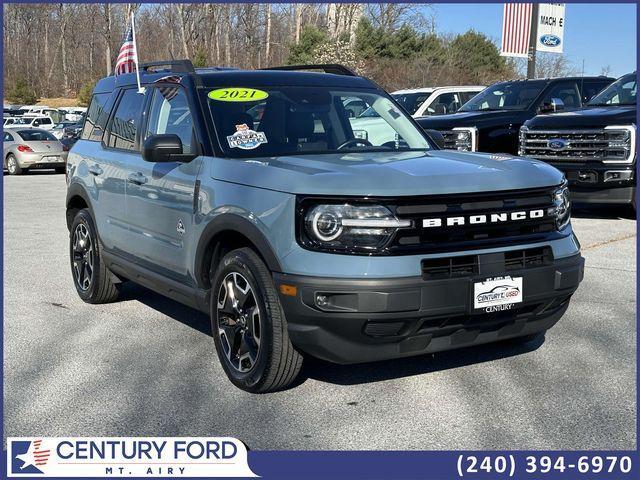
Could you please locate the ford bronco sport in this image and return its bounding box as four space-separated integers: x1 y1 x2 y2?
66 61 584 392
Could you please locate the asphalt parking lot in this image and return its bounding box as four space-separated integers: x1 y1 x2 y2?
3 172 637 450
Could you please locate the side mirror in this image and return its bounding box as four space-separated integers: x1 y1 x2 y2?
142 134 195 163
425 129 445 149
540 97 565 113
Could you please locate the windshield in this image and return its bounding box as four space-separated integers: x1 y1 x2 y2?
460 82 546 111
588 73 637 106
392 92 431 115
207 86 431 158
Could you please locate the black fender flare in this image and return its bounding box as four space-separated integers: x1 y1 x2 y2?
195 214 283 288
65 182 94 230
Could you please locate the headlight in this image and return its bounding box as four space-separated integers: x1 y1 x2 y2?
549 182 571 230
518 125 528 156
452 127 478 151
302 204 411 252
603 125 636 164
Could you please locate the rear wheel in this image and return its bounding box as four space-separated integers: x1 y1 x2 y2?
69 209 120 303
211 247 303 393
6 155 23 175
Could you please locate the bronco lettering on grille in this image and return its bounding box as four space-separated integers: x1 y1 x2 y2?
422 209 545 228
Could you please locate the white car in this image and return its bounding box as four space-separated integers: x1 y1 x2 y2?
60 107 87 122
392 86 485 117
347 86 485 146
3 116 29 127
18 115 56 130
18 106 65 123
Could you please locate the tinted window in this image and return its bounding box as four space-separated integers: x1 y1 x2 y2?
427 92 461 115
106 89 145 151
581 81 612 103
4 132 14 141
540 81 581 108
588 73 637 106
38 117 53 125
392 92 431 115
81 93 111 141
145 87 195 154
460 82 546 111
17 130 57 141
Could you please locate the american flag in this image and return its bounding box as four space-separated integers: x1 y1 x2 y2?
155 75 182 101
114 24 138 75
501 3 533 58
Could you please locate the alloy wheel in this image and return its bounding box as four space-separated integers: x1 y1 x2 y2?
216 272 261 373
72 223 94 291
7 157 16 174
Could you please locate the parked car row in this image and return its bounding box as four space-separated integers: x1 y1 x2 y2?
347 72 635 212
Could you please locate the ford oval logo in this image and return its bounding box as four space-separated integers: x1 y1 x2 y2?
540 34 561 47
548 139 567 150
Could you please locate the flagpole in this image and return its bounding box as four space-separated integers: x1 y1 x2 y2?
130 12 144 94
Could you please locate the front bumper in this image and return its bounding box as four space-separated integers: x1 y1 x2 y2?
549 162 636 205
275 253 584 364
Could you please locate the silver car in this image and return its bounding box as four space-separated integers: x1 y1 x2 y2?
3 128 68 175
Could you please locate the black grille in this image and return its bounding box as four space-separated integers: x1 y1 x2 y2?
520 129 631 162
390 187 561 254
505 247 553 270
421 246 554 280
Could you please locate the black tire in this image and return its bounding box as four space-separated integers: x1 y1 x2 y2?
210 247 303 393
69 209 120 303
6 154 23 175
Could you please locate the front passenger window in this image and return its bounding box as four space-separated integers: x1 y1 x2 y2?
145 87 195 154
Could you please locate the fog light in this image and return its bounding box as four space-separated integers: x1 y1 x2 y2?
604 170 633 182
316 295 329 307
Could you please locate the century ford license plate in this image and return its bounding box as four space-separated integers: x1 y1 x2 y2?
473 276 523 312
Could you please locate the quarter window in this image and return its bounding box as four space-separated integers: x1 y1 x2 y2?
145 87 195 154
106 89 145 151
3 132 14 142
81 93 111 142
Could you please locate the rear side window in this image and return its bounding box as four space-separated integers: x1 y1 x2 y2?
106 89 145 151
81 93 111 141
17 130 57 141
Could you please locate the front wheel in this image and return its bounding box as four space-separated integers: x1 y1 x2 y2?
69 209 120 303
211 247 303 393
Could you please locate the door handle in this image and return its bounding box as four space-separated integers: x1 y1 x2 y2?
88 164 103 176
127 172 148 185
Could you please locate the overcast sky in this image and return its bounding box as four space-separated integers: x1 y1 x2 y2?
431 3 636 78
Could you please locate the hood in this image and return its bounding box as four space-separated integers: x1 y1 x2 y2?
416 110 523 129
525 105 637 129
210 150 563 197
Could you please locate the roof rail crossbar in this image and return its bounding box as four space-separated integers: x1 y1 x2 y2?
139 60 195 74
262 64 356 76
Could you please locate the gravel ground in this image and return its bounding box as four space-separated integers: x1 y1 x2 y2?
3 172 636 450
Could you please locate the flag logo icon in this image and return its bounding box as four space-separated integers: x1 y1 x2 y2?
11 439 51 474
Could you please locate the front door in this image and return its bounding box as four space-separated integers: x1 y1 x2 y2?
124 84 203 284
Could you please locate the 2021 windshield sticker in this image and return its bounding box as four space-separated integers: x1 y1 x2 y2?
227 124 268 150
208 88 269 102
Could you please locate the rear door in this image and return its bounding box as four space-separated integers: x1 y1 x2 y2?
123 83 203 283
97 88 147 252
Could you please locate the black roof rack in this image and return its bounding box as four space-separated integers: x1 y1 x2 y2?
139 60 195 74
262 64 356 77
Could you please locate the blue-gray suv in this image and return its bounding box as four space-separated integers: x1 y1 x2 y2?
66 61 584 392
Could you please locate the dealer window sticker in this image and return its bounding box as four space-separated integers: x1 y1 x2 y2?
209 88 269 102
227 123 268 150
